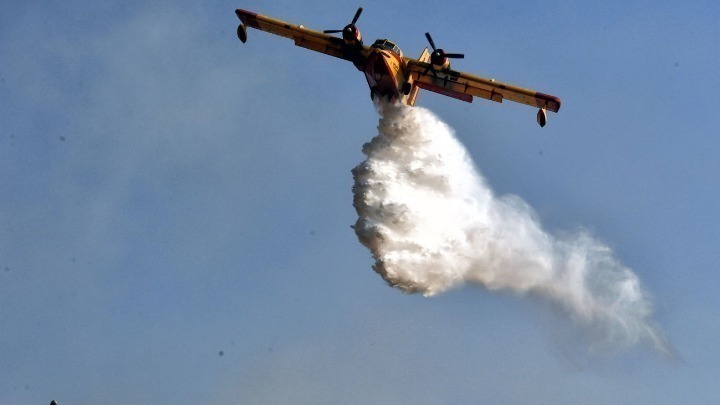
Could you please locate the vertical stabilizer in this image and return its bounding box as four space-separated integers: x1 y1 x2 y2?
405 48 430 106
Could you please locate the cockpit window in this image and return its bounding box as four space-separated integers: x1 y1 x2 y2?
371 39 403 58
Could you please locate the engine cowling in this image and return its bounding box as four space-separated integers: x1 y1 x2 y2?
430 49 450 71
342 24 362 46
324 7 364 47
424 32 464 72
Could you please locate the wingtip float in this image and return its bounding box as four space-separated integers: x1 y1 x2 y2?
235 7 561 127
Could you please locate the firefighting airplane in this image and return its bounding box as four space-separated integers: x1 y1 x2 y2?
235 7 561 127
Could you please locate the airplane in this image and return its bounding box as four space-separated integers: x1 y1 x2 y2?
234 7 561 127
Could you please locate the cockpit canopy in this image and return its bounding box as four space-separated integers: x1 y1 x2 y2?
371 39 403 58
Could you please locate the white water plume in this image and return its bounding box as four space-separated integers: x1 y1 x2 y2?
352 102 672 355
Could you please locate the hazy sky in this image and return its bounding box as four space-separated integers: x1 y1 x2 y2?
2 1 719 404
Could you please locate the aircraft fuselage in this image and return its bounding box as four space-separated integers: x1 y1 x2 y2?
357 39 423 105
362 48 405 103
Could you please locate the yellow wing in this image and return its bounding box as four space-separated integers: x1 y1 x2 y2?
405 59 561 113
235 9 368 63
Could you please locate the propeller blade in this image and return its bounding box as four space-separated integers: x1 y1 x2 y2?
444 53 465 59
425 32 437 51
323 29 343 34
351 7 363 25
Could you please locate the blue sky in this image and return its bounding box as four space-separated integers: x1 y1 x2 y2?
1 0 719 403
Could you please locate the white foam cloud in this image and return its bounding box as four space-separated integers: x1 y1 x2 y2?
352 102 673 356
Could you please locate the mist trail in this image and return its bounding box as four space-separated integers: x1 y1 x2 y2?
352 102 673 355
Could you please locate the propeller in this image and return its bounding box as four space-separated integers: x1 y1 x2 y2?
323 7 363 43
425 32 464 69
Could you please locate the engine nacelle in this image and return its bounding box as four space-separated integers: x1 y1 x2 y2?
342 24 363 46
430 50 450 71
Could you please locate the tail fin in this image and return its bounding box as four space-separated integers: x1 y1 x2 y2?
405 48 430 106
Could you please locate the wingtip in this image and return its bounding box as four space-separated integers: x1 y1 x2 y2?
537 92 561 113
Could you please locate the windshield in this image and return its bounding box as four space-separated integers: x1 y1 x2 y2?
371 39 403 57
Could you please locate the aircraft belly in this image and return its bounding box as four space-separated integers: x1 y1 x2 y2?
363 51 402 100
